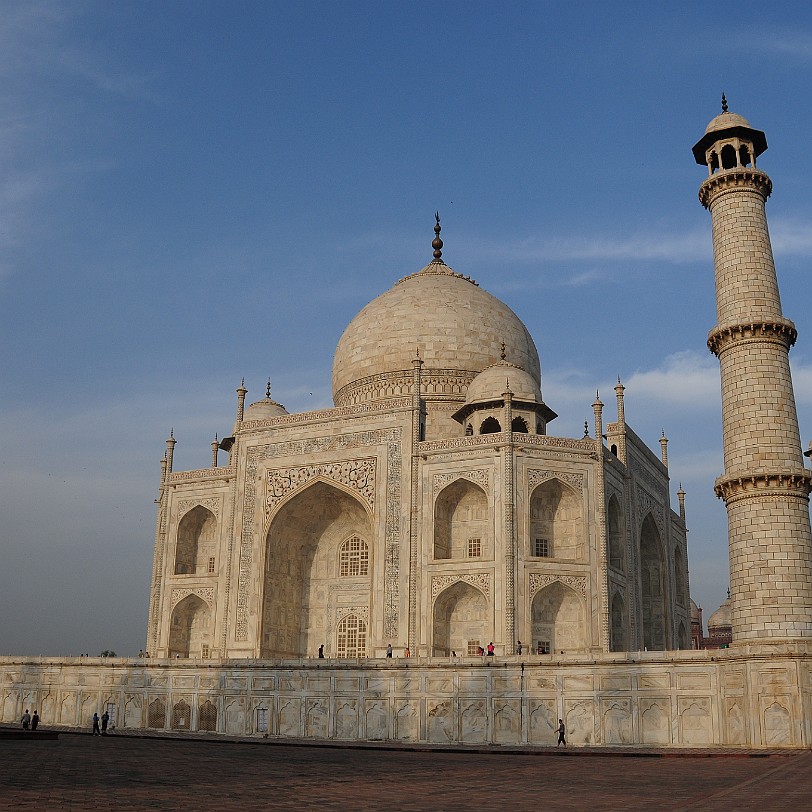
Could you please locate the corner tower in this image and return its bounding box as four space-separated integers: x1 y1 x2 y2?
694 97 812 641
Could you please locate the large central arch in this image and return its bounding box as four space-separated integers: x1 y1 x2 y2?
261 481 372 658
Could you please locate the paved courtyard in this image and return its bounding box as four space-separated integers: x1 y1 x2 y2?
2 732 811 810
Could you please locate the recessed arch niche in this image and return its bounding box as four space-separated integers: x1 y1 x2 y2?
530 478 584 560
262 481 372 658
168 594 211 658
434 479 489 560
432 581 488 656
640 514 667 651
530 581 586 654
174 506 217 575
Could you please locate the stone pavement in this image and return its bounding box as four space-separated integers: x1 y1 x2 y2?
1 730 811 810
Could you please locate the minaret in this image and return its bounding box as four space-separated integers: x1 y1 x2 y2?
694 97 812 641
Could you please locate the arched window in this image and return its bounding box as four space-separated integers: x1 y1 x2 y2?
465 423 473 436
336 613 367 657
480 416 501 434
339 536 369 577
721 143 737 169
511 416 529 433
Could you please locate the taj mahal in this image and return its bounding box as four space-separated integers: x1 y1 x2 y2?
3 101 812 748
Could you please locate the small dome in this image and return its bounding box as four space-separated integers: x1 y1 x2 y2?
690 599 700 624
704 110 751 135
465 360 541 405
707 596 732 630
244 383 288 420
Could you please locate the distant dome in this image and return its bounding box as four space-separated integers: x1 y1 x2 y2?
707 596 732 630
704 110 751 135
466 360 541 405
333 258 540 406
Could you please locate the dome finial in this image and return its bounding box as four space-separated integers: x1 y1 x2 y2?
721 92 728 113
500 341 506 361
266 378 272 399
432 212 444 263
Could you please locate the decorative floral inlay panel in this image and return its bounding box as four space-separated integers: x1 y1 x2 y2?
171 587 215 609
528 573 587 601
177 497 221 518
527 469 584 495
432 469 489 495
431 573 491 599
265 458 376 524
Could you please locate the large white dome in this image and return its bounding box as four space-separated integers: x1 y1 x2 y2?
332 258 541 407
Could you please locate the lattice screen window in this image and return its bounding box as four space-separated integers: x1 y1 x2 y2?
201 644 210 659
207 557 215 573
199 700 217 732
467 538 482 558
534 538 551 557
339 536 369 577
467 640 480 655
336 613 367 657
172 700 191 730
537 640 551 654
147 699 166 729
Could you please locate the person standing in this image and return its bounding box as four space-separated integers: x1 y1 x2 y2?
557 719 566 747
318 644 324 658
92 712 101 735
517 640 523 655
101 710 110 735
21 709 30 730
31 711 39 731
487 642 495 656
386 643 392 658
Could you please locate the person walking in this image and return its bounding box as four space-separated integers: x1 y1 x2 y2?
31 710 39 731
386 643 392 658
101 710 110 735
92 712 101 735
557 719 566 747
21 709 30 730
517 640 523 655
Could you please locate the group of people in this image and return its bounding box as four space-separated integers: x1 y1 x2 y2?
20 709 39 730
91 711 111 735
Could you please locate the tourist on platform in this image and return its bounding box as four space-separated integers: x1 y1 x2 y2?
557 719 566 747
477 646 484 656
487 642 495 656
92 712 101 735
21 709 30 730
404 647 410 658
101 711 110 735
386 643 392 658
318 644 324 658
517 640 523 655
31 711 39 731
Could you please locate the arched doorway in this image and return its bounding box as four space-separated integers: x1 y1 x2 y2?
434 479 489 560
432 582 488 656
262 481 372 658
607 495 625 571
640 514 667 650
531 582 586 654
174 506 217 575
168 595 211 658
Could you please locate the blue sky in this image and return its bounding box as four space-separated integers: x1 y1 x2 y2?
2 1 812 655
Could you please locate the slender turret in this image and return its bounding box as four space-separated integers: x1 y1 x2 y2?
694 99 812 641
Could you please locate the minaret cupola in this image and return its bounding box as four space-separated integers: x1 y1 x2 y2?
692 94 767 175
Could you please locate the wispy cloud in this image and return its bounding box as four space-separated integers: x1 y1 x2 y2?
753 32 812 61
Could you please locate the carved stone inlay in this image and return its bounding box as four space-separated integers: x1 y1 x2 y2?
171 588 215 608
265 458 376 523
630 458 665 497
527 469 584 495
234 429 402 641
167 466 235 484
636 486 664 536
528 573 588 601
431 573 491 599
419 435 595 453
335 605 370 623
177 497 221 518
432 469 489 495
